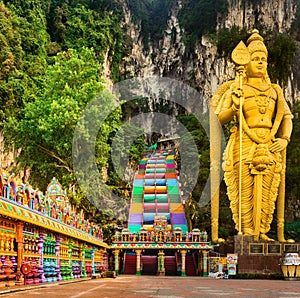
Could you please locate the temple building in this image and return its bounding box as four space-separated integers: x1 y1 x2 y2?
111 138 213 276
0 172 108 287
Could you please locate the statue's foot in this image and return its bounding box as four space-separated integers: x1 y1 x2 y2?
286 238 295 243
211 238 225 244
260 234 275 242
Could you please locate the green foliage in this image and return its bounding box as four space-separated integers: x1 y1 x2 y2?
102 224 118 245
105 123 146 200
285 222 300 242
4 47 121 191
216 26 248 58
0 1 48 121
64 6 112 59
176 114 209 202
178 0 228 52
126 0 176 44
267 34 297 85
46 1 124 80
231 273 283 280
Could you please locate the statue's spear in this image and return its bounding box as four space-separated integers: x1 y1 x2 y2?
231 41 250 236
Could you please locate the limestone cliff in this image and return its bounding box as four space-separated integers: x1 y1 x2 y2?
121 0 300 103
119 0 300 226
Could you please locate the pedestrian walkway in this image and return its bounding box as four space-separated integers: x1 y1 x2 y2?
2 275 300 298
0 277 90 296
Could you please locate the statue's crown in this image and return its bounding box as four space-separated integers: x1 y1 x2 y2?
247 29 268 56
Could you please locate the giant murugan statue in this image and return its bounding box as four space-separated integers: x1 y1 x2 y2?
210 29 293 242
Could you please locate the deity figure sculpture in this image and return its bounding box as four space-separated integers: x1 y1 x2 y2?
210 29 293 242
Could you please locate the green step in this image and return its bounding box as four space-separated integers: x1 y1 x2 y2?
133 186 144 195
168 186 180 195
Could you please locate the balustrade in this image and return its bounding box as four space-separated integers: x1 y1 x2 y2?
118 229 208 243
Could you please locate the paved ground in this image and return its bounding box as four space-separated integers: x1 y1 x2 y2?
1 275 300 298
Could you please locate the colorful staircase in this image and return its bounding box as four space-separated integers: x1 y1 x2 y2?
164 256 177 276
141 256 158 275
123 252 136 274
185 253 197 276
127 147 188 234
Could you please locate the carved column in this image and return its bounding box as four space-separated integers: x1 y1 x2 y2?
135 249 142 276
68 241 74 279
80 243 87 278
157 250 165 276
202 250 208 277
55 237 62 281
113 250 120 275
38 233 46 283
91 248 96 275
15 222 24 286
181 250 187 276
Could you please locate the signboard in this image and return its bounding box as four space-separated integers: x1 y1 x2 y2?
267 244 281 254
227 254 238 264
249 243 264 254
284 244 298 252
226 254 238 275
208 257 227 274
227 264 237 275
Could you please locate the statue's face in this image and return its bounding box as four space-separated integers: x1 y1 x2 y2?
246 51 267 78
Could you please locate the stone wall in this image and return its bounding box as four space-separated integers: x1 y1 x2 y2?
238 255 282 274
233 236 299 275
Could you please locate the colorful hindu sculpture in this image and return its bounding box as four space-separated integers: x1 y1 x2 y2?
0 170 103 240
0 170 108 287
210 29 293 242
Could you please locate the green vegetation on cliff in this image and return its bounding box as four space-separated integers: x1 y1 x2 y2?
178 0 228 52
126 0 176 45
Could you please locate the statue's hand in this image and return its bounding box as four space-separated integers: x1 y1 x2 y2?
231 88 244 109
269 138 288 153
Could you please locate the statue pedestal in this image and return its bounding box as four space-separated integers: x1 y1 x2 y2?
234 235 255 255
230 236 300 275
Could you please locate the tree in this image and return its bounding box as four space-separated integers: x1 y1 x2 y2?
4 47 121 192
0 1 48 121
47 2 124 80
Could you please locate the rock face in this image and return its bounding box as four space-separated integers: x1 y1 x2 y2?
223 0 297 33
119 0 300 225
121 0 300 103
0 129 17 170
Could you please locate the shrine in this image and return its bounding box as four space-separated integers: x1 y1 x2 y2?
111 138 213 276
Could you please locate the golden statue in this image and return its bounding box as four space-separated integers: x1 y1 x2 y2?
210 29 293 242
